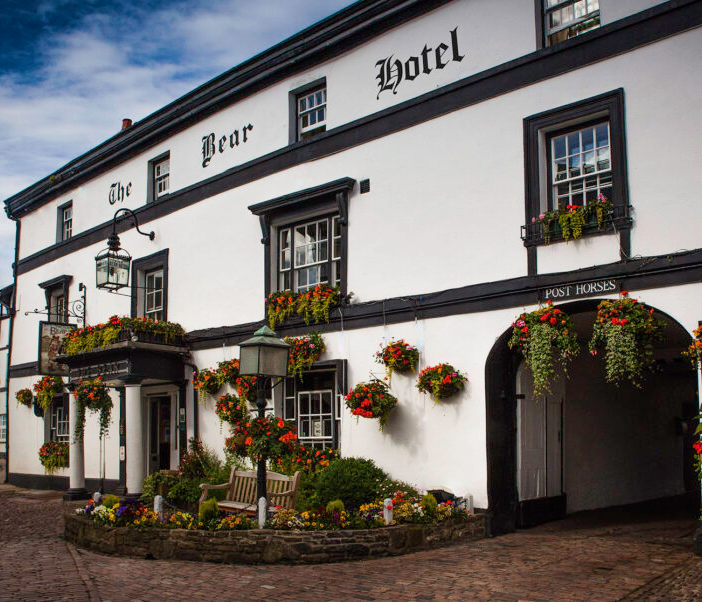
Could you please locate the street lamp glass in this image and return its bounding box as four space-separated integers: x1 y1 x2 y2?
239 327 290 378
95 254 130 290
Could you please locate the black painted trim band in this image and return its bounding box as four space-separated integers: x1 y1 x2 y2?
9 362 38 378
13 1 702 277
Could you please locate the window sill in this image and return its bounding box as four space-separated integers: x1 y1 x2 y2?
521 208 631 247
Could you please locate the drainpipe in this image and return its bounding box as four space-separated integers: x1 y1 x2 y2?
4 216 20 483
183 362 199 440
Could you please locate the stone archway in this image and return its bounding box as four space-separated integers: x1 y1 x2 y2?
485 299 699 535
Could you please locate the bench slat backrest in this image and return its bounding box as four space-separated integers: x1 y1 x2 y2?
225 469 300 509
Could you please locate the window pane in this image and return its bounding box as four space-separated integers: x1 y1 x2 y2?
597 148 610 170
553 136 566 159
282 249 291 270
595 124 609 147
312 394 320 414
574 0 586 18
299 394 309 414
299 97 306 111
319 241 328 261
307 223 317 242
569 155 581 178
319 220 327 240
554 159 567 181
572 193 583 206
567 132 580 155
333 239 341 260
333 216 340 237
582 151 595 174
582 128 594 151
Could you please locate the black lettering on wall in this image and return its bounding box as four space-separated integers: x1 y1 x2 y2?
201 123 254 168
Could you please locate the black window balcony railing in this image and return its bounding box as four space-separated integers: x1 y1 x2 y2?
521 204 631 247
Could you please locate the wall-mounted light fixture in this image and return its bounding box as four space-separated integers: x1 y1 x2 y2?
95 209 154 291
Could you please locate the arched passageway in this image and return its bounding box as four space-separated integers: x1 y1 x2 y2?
485 299 699 535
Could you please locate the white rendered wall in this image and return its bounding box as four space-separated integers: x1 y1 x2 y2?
600 0 665 24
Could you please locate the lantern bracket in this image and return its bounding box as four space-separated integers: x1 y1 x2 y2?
111 208 155 241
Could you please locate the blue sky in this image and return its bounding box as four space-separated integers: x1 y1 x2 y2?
0 0 355 286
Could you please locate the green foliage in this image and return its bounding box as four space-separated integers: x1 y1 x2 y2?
416 364 467 403
284 333 325 380
73 377 113 441
588 292 665 387
33 376 64 413
15 388 33 408
266 285 340 329
101 494 120 508
140 472 178 506
315 457 388 509
509 302 580 399
198 498 219 523
535 194 612 244
375 339 419 383
295 469 322 511
178 438 221 480
345 379 398 430
378 479 419 500
421 493 438 517
38 441 68 475
326 499 345 514
61 315 185 356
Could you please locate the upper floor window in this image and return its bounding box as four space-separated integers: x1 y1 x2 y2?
289 79 327 143
131 250 168 321
39 274 72 324
57 201 72 242
549 122 611 210
0 414 6 443
278 215 341 292
544 0 600 46
154 158 170 198
144 268 164 321
148 152 170 202
248 177 353 300
522 89 630 250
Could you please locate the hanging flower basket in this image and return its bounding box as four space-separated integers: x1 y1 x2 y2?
38 441 69 475
74 377 113 441
226 417 298 462
375 339 419 382
588 292 664 387
15 388 33 408
193 368 222 404
217 359 241 387
345 379 398 431
682 325 702 369
215 393 249 431
285 333 325 380
33 376 64 413
416 364 467 403
508 301 579 399
234 375 257 403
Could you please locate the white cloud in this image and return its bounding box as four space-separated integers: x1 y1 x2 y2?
0 0 352 286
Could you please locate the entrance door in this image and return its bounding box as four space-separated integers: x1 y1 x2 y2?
148 396 172 474
516 364 565 526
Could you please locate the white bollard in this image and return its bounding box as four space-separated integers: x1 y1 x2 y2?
93 492 102 506
258 497 267 529
383 498 393 525
154 495 165 521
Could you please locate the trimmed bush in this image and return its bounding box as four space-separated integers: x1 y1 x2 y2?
421 493 438 517
101 494 120 508
326 499 345 514
199 498 219 523
315 457 387 509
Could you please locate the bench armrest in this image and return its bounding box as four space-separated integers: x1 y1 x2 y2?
198 482 230 504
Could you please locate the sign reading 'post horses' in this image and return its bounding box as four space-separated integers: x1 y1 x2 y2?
375 27 464 99
540 278 618 302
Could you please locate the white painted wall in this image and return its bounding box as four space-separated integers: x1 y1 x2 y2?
600 0 666 24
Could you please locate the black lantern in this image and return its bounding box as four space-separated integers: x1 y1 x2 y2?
238 325 290 525
95 209 154 291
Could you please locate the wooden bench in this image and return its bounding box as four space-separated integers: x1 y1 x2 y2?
199 468 301 515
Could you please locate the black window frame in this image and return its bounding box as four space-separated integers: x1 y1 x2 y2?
522 89 631 267
56 200 73 243
536 0 602 49
44 394 70 445
147 151 170 203
131 249 169 321
248 178 354 302
289 77 327 144
39 275 72 324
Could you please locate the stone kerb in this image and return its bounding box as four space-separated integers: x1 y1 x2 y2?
64 508 485 564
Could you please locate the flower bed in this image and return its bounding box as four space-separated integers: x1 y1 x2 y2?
64 504 485 564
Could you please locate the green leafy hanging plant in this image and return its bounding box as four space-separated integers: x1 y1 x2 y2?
285 333 325 380
296 285 340 325
508 301 580 399
16 388 33 408
375 339 419 384
682 325 702 369
192 368 223 404
217 359 240 386
266 290 298 329
532 194 613 244
215 393 249 432
588 292 664 387
33 376 64 413
73 377 113 441
38 441 69 474
416 363 467 403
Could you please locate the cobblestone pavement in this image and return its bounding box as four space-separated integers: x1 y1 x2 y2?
1 486 700 601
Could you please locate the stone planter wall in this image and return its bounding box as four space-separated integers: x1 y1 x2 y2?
64 509 485 564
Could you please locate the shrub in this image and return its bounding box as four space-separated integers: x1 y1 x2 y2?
378 478 419 500
315 457 387 509
421 493 438 517
101 494 120 508
178 438 221 480
295 470 322 511
326 499 345 514
198 498 219 523
140 472 179 506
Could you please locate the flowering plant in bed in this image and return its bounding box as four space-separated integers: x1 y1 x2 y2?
15 388 33 408
375 339 419 382
508 300 579 399
38 440 68 474
345 379 398 431
285 333 325 380
416 364 467 403
73 377 112 440
33 375 64 413
588 292 664 387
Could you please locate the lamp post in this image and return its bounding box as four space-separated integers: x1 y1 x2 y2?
238 325 289 524
95 208 155 291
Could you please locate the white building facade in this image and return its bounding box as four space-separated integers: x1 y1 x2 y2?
3 0 701 533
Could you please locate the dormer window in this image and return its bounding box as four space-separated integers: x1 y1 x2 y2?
544 0 600 47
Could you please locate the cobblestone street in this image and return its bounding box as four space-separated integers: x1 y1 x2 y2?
1 486 701 601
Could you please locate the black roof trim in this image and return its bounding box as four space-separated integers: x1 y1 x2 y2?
4 0 451 218
248 177 356 215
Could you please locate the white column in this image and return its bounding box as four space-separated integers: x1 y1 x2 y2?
67 391 86 494
125 383 145 495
